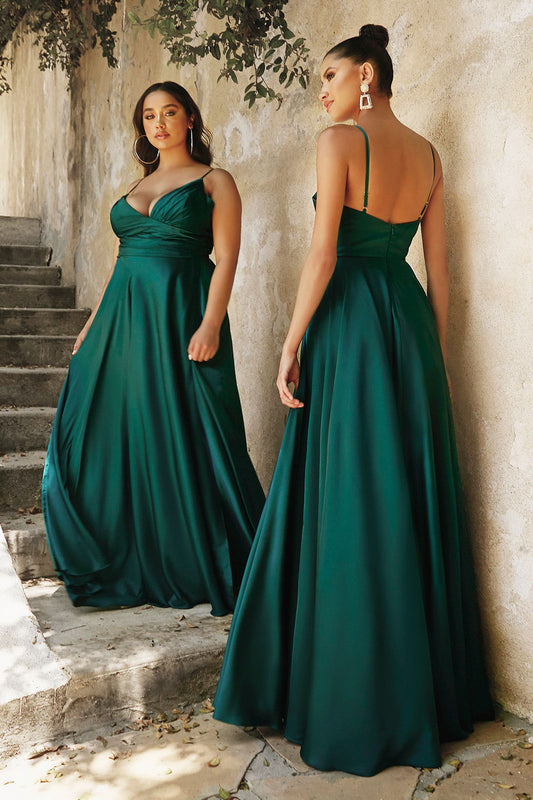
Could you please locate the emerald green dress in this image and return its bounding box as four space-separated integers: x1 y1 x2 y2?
42 172 264 614
214 128 493 774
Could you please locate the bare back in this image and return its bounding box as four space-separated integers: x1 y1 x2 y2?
341 121 440 224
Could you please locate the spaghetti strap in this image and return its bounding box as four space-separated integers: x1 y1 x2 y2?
354 124 370 213
418 143 436 220
125 178 144 197
201 168 214 179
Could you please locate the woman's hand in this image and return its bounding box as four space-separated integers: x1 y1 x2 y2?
72 325 90 355
188 320 220 362
276 348 304 409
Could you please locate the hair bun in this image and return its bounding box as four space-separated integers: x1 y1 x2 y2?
359 24 389 49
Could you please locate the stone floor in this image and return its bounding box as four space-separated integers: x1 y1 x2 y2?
1 703 531 800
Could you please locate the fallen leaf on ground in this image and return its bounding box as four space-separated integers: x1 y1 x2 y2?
96 736 108 748
495 785 515 790
108 752 119 761
448 758 462 768
518 742 533 749
218 788 231 800
501 752 514 760
209 756 221 767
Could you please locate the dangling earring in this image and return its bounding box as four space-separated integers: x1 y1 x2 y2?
360 82 373 110
189 126 194 153
132 134 160 165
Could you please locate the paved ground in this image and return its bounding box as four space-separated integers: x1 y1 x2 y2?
1 702 532 799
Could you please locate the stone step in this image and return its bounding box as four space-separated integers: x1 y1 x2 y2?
0 216 41 246
0 285 76 308
0 407 55 452
0 335 74 367
0 575 227 757
0 244 51 266
0 513 55 580
0 307 90 335
0 450 46 510
0 367 67 407
0 264 61 285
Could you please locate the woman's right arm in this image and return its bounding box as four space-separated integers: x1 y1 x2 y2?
72 236 119 354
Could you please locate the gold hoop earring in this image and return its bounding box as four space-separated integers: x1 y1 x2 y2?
132 135 160 165
360 82 373 110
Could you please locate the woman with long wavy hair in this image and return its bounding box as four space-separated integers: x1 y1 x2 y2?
42 81 264 613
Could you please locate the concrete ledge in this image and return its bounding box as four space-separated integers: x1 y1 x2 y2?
0 308 90 335
0 216 41 246
0 450 46 510
1 513 55 580
0 285 76 309
0 265 61 285
0 367 67 406
0 408 55 452
0 334 74 367
0 245 51 266
0 526 68 758
0 579 230 757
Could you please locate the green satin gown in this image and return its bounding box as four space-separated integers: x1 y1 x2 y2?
42 171 264 614
214 128 493 774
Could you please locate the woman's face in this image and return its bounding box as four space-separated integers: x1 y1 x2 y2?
319 55 361 122
142 90 192 152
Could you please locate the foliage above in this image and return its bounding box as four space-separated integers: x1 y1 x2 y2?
0 0 119 95
0 0 309 105
129 0 309 107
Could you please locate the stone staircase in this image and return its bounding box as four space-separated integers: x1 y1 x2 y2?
0 216 89 513
0 216 227 758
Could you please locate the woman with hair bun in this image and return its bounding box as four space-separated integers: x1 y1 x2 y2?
42 81 264 614
214 26 493 774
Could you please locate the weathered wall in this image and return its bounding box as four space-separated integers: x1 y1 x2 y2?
0 39 81 281
0 1 532 720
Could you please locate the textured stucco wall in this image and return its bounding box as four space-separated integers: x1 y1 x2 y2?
0 1 532 720
0 40 80 281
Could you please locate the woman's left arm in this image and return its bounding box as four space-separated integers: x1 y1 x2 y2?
187 169 241 362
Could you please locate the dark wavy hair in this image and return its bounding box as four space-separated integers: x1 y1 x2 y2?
325 24 393 99
132 81 213 176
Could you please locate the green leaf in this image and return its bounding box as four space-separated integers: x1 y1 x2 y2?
218 788 231 800
127 11 141 25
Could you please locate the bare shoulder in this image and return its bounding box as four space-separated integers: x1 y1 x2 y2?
318 124 366 147
204 167 237 192
317 124 366 162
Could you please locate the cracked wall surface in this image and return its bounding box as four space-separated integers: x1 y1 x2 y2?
0 1 531 720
